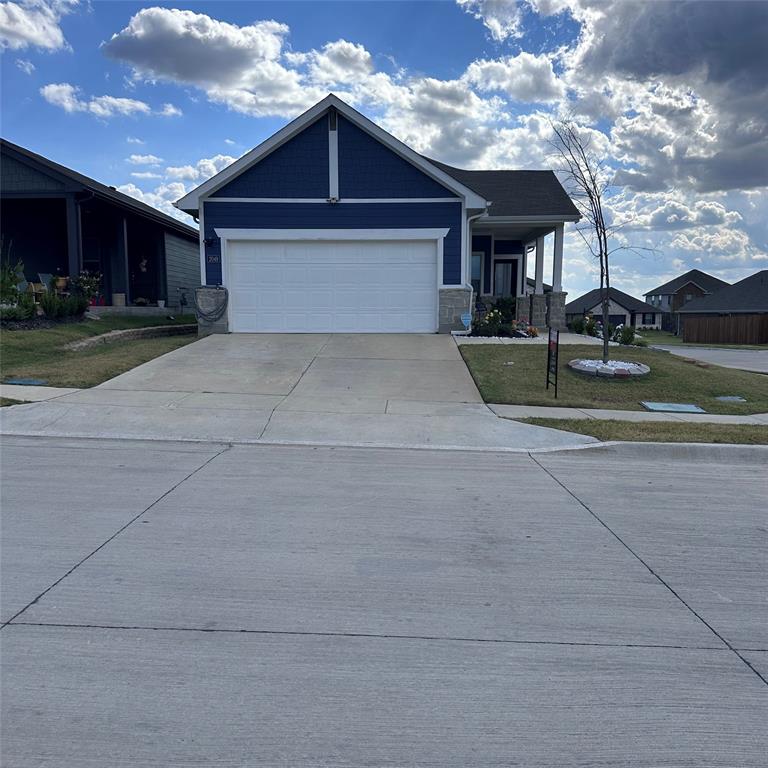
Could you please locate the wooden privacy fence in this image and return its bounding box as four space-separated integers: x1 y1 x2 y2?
682 314 768 344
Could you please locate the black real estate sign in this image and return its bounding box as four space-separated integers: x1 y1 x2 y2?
546 328 559 398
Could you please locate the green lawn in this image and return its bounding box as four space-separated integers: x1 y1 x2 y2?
521 417 768 445
638 328 768 350
0 397 25 407
1 315 198 388
460 343 768 415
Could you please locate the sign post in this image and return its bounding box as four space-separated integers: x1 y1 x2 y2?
546 327 559 398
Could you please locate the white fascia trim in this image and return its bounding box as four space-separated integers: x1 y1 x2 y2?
206 197 461 204
328 123 339 199
176 94 487 210
214 228 450 241
475 215 580 224
198 205 206 285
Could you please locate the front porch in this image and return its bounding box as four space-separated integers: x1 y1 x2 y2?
2 195 171 307
470 220 566 329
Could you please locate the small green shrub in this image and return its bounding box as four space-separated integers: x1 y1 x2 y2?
614 325 636 345
584 317 598 337
569 316 585 335
64 294 89 316
0 303 34 321
492 297 517 322
40 291 62 318
0 258 25 304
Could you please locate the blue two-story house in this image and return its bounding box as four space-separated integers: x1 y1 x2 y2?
176 94 579 333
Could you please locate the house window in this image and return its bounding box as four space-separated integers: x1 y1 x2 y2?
684 293 693 302
642 313 655 325
471 251 483 295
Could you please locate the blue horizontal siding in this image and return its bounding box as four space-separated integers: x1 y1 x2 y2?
203 201 462 285
212 116 329 198
338 116 457 199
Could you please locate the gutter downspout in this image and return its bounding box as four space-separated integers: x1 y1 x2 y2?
458 206 490 334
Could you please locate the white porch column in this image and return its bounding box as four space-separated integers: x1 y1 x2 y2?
534 235 545 294
552 223 564 293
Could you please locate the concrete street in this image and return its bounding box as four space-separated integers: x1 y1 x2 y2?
1 436 766 765
655 344 768 373
0 334 595 450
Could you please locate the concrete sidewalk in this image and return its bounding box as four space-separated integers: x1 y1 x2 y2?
490 403 768 425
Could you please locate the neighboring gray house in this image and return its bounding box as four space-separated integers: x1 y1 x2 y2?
566 287 661 329
175 94 579 333
1 138 199 309
644 269 729 332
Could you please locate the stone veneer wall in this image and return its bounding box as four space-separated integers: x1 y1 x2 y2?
546 292 567 330
438 286 473 333
195 287 229 335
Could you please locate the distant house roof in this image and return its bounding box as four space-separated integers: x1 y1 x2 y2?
424 158 580 219
566 287 658 315
1 138 198 240
644 269 729 298
678 270 768 314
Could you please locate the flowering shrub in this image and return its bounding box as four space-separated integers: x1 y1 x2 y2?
472 308 503 336
71 270 102 301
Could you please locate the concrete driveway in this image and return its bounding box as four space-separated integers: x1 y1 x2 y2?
655 344 768 373
0 334 594 450
2 437 766 765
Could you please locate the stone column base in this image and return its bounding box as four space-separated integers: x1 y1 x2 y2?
529 293 548 328
546 291 567 330
438 286 472 333
195 286 229 335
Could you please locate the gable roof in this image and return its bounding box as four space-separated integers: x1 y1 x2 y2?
426 159 580 219
0 138 198 240
678 270 768 314
566 287 657 315
644 269 729 297
175 94 487 212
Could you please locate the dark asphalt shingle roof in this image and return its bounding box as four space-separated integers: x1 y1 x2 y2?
424 157 580 218
678 270 768 313
565 287 658 315
1 138 198 239
643 269 729 297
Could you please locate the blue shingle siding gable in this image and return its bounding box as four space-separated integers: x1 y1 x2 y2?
337 116 458 199
203 201 462 285
212 116 329 198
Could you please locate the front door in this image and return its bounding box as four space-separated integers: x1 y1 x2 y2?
493 260 518 297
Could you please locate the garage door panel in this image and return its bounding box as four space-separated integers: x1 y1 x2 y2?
227 238 438 333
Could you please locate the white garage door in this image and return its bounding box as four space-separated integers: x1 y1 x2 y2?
226 238 438 333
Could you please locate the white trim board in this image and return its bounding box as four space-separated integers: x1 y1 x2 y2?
214 228 450 241
175 94 487 211
205 197 461 204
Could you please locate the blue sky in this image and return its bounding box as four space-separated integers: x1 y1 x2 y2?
1 0 766 298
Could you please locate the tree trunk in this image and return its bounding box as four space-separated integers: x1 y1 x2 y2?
601 291 610 364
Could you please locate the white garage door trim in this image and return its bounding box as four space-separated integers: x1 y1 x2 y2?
215 228 449 333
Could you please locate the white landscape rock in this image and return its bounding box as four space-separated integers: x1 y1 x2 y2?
569 358 651 378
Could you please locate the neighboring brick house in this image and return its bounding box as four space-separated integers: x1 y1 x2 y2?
678 270 768 344
644 269 729 333
565 287 661 329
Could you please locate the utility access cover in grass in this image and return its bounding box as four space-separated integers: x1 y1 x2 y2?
642 402 706 413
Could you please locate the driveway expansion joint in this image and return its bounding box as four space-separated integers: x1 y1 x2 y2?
529 453 768 687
